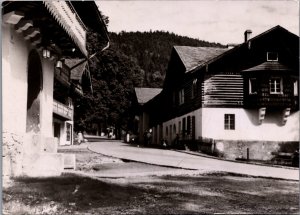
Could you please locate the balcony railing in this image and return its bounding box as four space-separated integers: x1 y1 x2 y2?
44 1 87 56
53 99 73 120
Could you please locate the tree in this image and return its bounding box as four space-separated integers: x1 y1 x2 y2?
74 31 143 138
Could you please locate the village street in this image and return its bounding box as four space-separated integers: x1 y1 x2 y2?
88 140 299 181
3 141 299 214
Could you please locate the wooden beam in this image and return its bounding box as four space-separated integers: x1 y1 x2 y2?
30 34 41 46
15 20 33 33
23 27 40 40
3 11 24 24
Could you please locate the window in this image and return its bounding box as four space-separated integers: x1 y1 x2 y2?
179 89 185 105
224 114 235 130
267 52 278 61
187 116 191 135
191 79 198 99
165 126 168 137
294 80 298 96
182 117 186 136
249 78 257 94
269 78 282 94
178 121 181 136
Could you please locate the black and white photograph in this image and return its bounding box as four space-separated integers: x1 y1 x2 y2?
2 0 299 214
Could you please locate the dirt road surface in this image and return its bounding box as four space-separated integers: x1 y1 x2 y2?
3 144 299 215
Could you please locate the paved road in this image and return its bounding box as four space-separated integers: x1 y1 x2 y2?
88 141 299 180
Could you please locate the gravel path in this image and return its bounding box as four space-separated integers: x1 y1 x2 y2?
58 143 212 178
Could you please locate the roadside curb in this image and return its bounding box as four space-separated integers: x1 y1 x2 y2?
172 149 299 170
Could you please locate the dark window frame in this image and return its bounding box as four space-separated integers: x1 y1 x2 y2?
224 114 235 130
267 52 278 62
269 77 283 94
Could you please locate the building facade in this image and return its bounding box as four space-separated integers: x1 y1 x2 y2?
133 87 162 143
144 26 299 161
2 1 108 179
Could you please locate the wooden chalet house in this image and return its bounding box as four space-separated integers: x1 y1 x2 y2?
2 1 109 179
144 26 299 161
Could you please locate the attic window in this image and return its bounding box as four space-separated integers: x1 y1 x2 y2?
267 52 278 61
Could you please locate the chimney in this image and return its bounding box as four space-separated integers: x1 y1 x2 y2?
244 29 252 42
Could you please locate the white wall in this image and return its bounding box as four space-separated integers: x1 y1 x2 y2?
2 23 54 138
162 107 299 143
2 24 29 134
201 108 299 142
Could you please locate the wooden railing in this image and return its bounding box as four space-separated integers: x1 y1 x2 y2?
53 99 73 120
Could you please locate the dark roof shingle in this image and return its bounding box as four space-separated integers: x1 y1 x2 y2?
174 46 227 72
134 88 162 104
242 61 293 72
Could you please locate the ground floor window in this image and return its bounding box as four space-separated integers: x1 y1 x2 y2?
224 114 235 130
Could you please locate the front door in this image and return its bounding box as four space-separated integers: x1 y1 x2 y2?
53 122 61 144
65 122 73 145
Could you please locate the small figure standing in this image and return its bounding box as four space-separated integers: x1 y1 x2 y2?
161 138 168 149
78 131 83 144
146 129 152 146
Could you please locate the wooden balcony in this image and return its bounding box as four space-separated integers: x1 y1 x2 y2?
53 100 73 120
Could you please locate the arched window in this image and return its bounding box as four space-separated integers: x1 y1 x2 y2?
26 50 43 133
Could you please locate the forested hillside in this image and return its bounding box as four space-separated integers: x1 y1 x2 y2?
75 30 225 134
109 31 226 87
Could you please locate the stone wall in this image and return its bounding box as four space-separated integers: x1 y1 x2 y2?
3 132 24 178
3 131 64 182
195 138 299 161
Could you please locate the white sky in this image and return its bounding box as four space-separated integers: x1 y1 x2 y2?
97 0 299 45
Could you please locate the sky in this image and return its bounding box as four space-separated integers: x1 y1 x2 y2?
97 0 299 45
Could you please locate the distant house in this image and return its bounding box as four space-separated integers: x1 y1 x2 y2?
2 1 109 178
133 88 162 142
143 26 299 161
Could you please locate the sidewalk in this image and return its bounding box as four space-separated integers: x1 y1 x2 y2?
88 141 299 181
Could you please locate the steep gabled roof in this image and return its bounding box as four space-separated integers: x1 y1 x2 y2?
191 25 299 73
174 46 227 72
65 59 88 80
134 88 162 104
